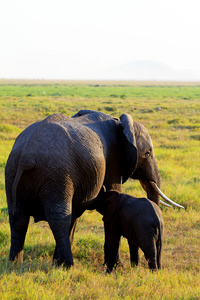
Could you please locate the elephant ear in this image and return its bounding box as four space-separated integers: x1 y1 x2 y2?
120 114 138 184
103 191 120 223
72 109 97 118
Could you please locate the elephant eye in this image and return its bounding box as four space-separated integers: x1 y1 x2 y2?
145 151 150 158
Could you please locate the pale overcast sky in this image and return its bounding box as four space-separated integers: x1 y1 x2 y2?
1 0 200 80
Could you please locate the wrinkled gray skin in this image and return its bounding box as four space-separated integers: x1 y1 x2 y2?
5 110 161 268
95 190 164 272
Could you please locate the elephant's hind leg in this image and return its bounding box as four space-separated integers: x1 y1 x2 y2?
44 195 74 269
41 182 74 268
52 218 78 264
48 215 74 268
9 213 30 263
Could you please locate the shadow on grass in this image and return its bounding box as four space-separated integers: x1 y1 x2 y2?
0 242 56 275
0 236 104 275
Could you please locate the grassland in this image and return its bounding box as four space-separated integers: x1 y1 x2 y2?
0 80 200 299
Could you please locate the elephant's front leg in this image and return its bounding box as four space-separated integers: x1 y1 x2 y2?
105 227 121 273
103 222 122 268
128 241 139 267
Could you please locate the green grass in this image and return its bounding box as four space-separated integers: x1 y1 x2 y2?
0 80 200 299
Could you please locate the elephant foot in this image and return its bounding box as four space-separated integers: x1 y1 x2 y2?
52 244 74 269
52 257 74 269
9 249 24 264
148 260 157 271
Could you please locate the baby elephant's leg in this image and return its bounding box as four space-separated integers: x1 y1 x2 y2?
106 231 121 273
147 256 157 270
144 246 157 270
128 241 139 267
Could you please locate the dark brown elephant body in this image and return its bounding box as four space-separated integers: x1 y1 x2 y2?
5 110 173 267
96 190 164 272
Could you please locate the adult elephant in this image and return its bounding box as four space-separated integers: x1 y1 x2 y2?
5 110 182 268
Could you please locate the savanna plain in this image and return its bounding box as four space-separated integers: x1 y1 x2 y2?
0 80 200 299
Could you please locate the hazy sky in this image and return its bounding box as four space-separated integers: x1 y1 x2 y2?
1 0 200 79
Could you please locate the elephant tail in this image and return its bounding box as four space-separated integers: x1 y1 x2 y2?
12 159 35 215
156 221 163 269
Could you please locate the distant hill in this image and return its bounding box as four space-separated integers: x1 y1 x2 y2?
98 60 200 81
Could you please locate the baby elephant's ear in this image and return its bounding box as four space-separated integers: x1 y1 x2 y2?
103 191 120 223
120 114 138 184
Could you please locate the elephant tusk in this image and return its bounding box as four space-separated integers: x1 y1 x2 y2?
160 200 172 208
150 181 185 209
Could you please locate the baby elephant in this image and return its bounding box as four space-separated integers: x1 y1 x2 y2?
95 190 164 273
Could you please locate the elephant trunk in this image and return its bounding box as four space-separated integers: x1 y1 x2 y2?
140 180 160 205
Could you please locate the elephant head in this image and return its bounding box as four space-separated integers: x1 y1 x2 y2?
119 114 183 208
73 110 183 208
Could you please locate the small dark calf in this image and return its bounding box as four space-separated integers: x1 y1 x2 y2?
94 190 164 273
